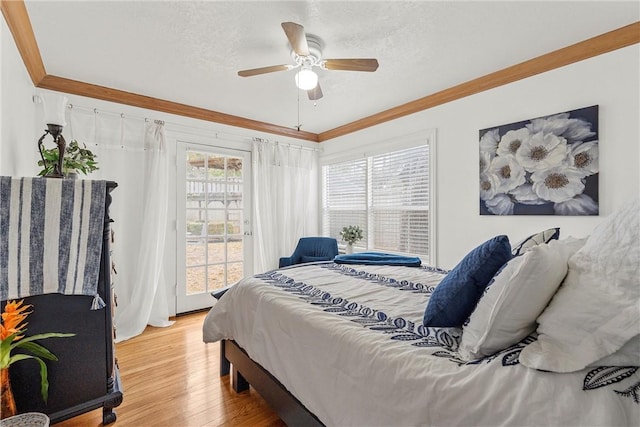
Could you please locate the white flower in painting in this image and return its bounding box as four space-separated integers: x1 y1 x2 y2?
554 194 598 215
527 113 596 143
567 140 598 177
509 183 546 205
485 194 514 215
496 128 531 159
480 172 500 201
516 131 569 173
531 166 585 203
489 156 526 193
479 151 491 174
480 128 500 157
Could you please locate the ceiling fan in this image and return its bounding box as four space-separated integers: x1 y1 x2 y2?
237 22 379 101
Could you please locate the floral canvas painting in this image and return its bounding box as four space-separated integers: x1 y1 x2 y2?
479 105 599 215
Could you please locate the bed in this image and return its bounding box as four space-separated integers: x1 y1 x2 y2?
203 200 640 426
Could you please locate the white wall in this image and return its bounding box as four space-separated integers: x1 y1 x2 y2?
0 20 38 175
322 45 640 268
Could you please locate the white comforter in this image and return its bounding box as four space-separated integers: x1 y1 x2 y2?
203 262 640 427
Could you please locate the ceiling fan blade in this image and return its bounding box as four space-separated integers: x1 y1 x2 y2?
308 83 323 101
238 64 291 77
282 22 310 56
323 58 379 72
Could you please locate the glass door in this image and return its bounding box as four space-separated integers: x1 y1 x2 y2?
177 142 252 313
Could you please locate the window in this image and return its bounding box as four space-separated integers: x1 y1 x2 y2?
323 143 434 261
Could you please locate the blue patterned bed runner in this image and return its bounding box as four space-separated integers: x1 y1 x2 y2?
257 266 461 351
0 177 106 307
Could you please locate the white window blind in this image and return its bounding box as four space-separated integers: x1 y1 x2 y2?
371 146 429 255
323 158 368 243
323 144 431 258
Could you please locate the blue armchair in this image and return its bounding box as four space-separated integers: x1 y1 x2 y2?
279 237 339 268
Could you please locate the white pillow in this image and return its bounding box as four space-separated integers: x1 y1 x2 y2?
590 335 640 367
520 198 640 372
459 237 586 360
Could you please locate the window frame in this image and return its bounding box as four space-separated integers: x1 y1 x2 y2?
175 139 253 314
320 130 437 265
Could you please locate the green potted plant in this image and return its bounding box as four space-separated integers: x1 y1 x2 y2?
340 225 363 254
38 140 99 178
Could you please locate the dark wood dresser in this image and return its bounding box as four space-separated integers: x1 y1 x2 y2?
5 181 122 424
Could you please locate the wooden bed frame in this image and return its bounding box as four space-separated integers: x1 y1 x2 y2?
220 339 324 427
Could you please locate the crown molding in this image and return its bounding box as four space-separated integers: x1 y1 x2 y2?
37 75 320 142
318 21 640 142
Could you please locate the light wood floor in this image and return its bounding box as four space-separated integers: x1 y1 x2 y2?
56 311 286 427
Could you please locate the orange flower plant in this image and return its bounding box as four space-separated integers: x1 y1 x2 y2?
0 300 74 402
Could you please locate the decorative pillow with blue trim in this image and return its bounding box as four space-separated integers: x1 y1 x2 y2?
423 235 512 327
511 227 560 257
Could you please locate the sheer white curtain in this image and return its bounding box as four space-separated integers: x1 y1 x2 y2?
68 109 173 342
116 121 173 340
252 140 319 273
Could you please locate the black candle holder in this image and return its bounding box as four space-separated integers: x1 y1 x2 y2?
37 123 67 178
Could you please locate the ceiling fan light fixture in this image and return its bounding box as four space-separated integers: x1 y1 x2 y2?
237 22 379 100
295 66 318 90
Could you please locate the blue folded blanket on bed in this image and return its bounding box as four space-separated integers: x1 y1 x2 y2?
334 252 422 267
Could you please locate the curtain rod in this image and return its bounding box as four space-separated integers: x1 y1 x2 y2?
33 96 321 152
66 103 161 124
60 102 320 151
252 137 321 153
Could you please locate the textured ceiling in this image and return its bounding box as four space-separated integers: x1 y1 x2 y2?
25 1 639 135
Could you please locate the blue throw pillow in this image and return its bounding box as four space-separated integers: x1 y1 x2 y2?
511 228 560 256
423 235 512 327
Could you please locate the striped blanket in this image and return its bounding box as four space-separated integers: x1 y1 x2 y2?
0 177 106 303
